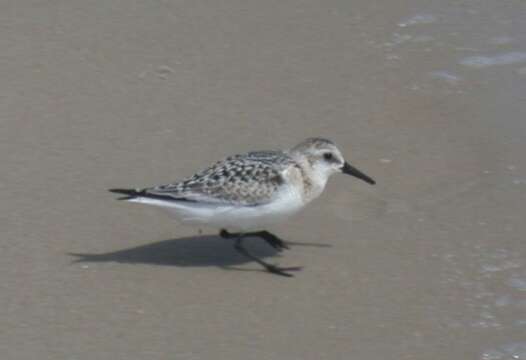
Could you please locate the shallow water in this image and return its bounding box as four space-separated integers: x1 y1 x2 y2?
1 0 525 359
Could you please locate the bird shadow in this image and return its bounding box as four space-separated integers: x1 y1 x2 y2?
68 234 331 273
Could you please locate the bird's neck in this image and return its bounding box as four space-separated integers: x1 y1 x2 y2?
291 155 329 203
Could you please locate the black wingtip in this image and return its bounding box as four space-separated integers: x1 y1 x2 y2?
109 188 135 195
108 188 144 200
108 188 195 203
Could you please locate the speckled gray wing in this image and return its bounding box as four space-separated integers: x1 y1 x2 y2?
143 151 296 206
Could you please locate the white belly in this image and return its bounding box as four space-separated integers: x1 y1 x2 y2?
128 185 306 231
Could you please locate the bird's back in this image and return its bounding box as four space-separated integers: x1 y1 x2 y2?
140 150 297 206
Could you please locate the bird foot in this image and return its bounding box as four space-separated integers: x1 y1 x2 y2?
264 265 303 277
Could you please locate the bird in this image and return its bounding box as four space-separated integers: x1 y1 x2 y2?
109 137 375 277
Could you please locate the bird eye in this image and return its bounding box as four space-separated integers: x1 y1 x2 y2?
323 153 333 161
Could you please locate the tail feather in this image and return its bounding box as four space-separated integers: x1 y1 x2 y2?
108 188 145 200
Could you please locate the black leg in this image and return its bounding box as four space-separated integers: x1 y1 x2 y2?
220 229 289 251
232 235 301 277
253 231 289 250
219 229 236 239
220 230 302 276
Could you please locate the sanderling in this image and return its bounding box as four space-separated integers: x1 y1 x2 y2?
110 137 375 276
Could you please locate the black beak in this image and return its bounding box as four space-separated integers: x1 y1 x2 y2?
341 162 375 185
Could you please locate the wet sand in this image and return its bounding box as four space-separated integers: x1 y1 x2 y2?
1 0 526 359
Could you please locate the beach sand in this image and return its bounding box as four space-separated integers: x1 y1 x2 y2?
2 0 526 359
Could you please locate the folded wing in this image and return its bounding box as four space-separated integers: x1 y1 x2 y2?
111 151 295 207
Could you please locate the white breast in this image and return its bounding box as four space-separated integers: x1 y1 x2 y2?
128 183 306 232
